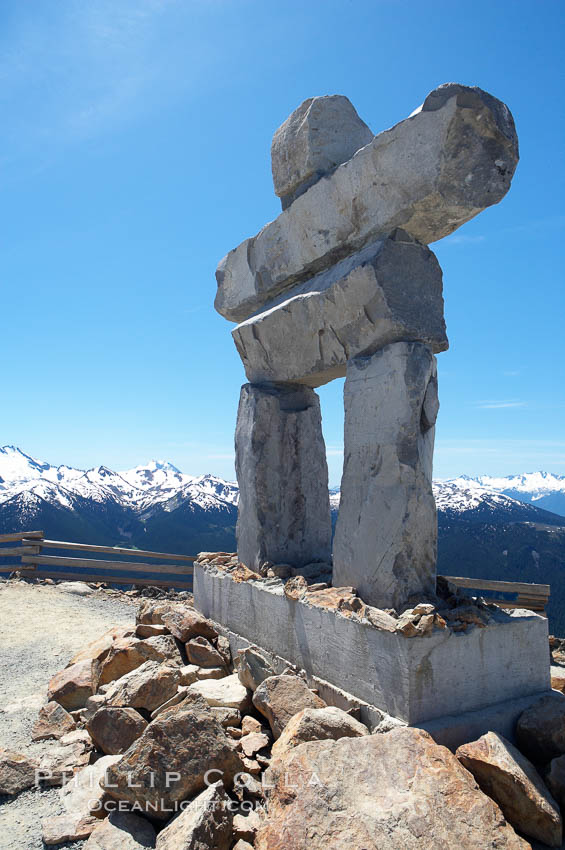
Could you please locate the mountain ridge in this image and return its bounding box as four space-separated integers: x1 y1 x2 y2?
1 445 564 631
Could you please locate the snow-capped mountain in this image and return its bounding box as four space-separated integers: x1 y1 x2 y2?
0 447 238 514
2 445 565 631
0 446 240 555
445 473 565 518
3 445 564 527
329 479 564 524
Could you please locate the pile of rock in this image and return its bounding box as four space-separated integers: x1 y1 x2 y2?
195 552 499 638
2 597 565 848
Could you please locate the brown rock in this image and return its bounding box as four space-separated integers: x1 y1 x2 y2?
155 782 232 849
283 576 308 600
234 772 264 801
241 756 262 775
210 706 242 728
252 675 326 739
69 626 133 666
85 812 156 848
196 666 227 680
59 755 122 821
241 732 271 759
178 664 200 685
305 586 357 611
216 635 232 666
96 635 182 687
83 693 108 722
241 716 264 736
102 704 243 818
457 731 562 846
135 623 169 638
363 606 398 632
37 734 92 786
546 754 565 810
255 728 529 850
552 666 565 694
136 600 185 626
237 647 275 692
517 693 565 763
105 661 181 713
42 814 100 845
189 673 251 712
0 748 39 795
87 707 148 755
150 687 192 720
233 809 261 842
271 706 368 758
48 659 95 710
32 701 76 741
186 636 227 669
161 607 217 642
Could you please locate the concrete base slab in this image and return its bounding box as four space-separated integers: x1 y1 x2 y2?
194 562 551 726
419 690 564 751
205 609 559 750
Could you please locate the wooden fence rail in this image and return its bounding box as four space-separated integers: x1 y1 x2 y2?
0 533 550 610
442 575 550 613
0 531 194 589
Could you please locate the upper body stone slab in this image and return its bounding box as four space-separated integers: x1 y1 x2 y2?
232 231 447 388
215 83 518 322
271 94 373 209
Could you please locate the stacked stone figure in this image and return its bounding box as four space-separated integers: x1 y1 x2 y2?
215 85 518 610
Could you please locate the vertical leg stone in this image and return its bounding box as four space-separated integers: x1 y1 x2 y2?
332 342 438 609
235 382 332 571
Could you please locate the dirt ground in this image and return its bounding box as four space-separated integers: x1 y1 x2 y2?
0 579 136 850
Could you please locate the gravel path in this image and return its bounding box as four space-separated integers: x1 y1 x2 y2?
0 580 136 850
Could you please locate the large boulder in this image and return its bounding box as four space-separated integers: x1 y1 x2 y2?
59 755 122 821
96 636 182 687
32 700 76 741
102 704 244 819
68 626 133 667
37 731 93 786
48 659 95 710
215 83 518 323
546 755 565 810
237 647 276 692
136 600 184 626
232 232 447 388
87 707 148 755
271 706 368 758
252 675 326 739
255 728 529 849
456 731 562 847
104 661 181 713
155 782 232 849
271 94 373 208
189 673 251 713
0 748 38 795
161 608 218 643
516 693 565 763
42 814 100 845
186 637 227 669
85 812 156 849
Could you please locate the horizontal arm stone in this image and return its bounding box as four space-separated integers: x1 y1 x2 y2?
232 231 448 388
215 83 518 322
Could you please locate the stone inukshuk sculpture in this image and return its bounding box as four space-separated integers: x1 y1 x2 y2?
215 84 518 610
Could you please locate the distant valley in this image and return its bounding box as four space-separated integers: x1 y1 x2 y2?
2 446 565 631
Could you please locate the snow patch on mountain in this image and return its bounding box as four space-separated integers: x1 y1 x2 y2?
1 445 564 522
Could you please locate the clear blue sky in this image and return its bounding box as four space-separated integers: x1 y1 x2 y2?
2 0 564 485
